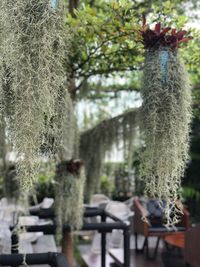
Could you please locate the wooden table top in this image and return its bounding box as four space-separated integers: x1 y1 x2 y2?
164 232 185 249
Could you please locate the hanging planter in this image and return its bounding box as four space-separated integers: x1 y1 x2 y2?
139 19 192 225
54 159 85 237
0 0 71 190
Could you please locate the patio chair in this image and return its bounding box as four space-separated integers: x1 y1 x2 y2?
106 201 133 221
84 194 110 231
13 215 57 255
90 201 133 253
90 194 110 209
185 224 200 267
29 198 55 219
133 197 190 259
29 197 54 211
105 201 133 248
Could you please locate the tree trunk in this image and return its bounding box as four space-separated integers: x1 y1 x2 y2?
68 71 77 101
61 74 77 267
0 118 7 176
69 0 79 17
61 2 80 266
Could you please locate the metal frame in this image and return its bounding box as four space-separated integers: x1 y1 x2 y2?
12 207 130 267
0 252 68 267
135 233 161 260
84 208 131 267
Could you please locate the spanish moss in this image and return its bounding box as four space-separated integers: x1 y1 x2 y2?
80 108 139 199
0 0 71 190
139 22 192 225
54 159 86 239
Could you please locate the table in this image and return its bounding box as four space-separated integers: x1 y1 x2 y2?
164 232 185 249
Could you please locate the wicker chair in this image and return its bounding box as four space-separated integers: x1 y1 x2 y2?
133 197 190 259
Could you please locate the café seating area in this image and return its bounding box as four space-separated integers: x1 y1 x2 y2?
0 195 199 267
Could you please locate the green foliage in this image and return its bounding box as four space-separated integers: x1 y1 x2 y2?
74 239 85 266
68 0 199 225
112 163 134 198
181 186 200 202
33 180 55 204
66 0 142 85
100 175 114 196
132 146 145 196
149 1 188 27
182 31 200 82
183 32 200 119
30 162 55 203
78 71 142 102
64 0 200 98
182 117 200 222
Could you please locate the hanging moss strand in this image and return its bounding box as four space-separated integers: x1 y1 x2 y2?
140 48 192 226
0 0 71 189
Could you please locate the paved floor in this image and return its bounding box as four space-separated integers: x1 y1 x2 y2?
79 234 165 267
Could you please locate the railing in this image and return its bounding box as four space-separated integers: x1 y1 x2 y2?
11 207 131 267
0 252 68 267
